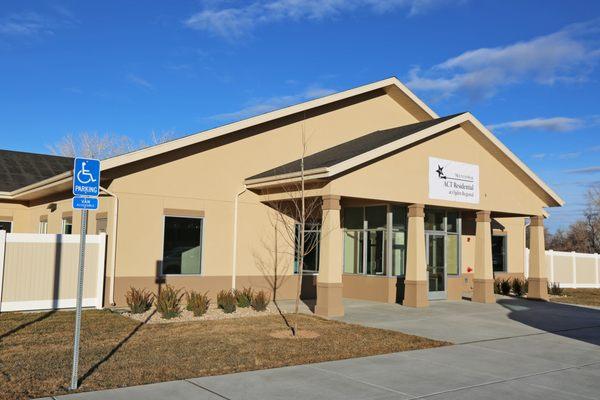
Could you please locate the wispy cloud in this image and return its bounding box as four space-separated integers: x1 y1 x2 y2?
127 74 154 90
407 19 600 101
0 12 52 36
185 0 464 40
208 85 336 121
565 166 600 174
489 117 584 132
0 8 77 37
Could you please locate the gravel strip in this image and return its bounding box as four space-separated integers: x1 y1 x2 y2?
122 303 279 324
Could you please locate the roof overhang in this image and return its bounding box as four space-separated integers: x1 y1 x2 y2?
245 113 565 208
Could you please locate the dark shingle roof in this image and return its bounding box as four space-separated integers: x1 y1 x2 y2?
0 150 73 192
248 113 465 181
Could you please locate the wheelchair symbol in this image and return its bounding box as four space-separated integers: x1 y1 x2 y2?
77 161 97 184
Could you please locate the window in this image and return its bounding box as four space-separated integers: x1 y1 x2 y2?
343 205 407 276
162 216 203 275
62 217 73 234
492 235 507 272
39 220 48 234
0 220 12 232
96 218 108 234
294 223 321 273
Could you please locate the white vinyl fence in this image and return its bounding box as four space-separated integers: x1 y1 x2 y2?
0 231 106 312
525 249 600 289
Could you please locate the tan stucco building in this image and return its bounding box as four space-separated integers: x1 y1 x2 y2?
0 77 563 316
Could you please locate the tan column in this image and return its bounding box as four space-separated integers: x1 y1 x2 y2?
528 215 548 300
472 210 495 303
404 204 428 307
315 195 344 317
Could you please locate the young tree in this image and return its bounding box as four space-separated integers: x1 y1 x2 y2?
265 125 324 336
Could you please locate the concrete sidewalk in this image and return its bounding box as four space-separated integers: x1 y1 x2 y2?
42 297 600 400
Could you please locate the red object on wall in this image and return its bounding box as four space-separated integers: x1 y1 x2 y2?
467 267 473 273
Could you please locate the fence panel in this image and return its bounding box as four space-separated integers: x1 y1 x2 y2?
525 248 600 289
0 233 106 312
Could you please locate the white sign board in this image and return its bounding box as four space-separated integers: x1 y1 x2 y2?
428 157 479 204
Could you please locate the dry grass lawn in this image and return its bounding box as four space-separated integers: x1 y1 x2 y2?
550 288 600 307
0 309 447 400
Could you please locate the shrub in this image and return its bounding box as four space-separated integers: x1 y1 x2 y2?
186 291 210 317
523 278 529 294
500 278 512 296
494 278 502 294
235 287 253 308
512 278 526 297
156 285 184 319
217 289 237 313
125 287 154 314
548 282 564 296
251 290 270 312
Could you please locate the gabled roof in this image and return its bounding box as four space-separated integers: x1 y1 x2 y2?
245 112 565 208
0 150 72 192
0 77 438 200
248 113 464 181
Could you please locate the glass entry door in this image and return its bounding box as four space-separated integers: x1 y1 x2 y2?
426 234 446 300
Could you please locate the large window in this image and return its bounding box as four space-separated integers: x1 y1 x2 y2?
343 205 407 276
294 223 321 273
162 216 203 275
0 220 12 232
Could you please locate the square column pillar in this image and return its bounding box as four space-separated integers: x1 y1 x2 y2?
315 195 344 317
472 210 495 303
528 215 548 300
404 204 428 307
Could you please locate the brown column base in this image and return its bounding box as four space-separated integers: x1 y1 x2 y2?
528 277 549 301
315 282 344 317
472 279 496 303
403 280 428 308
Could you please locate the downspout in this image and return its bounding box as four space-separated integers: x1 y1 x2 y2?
524 217 531 279
100 186 119 306
232 185 247 290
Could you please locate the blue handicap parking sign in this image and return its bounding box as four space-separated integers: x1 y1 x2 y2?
72 196 99 210
73 158 100 197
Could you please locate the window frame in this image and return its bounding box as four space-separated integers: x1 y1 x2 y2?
492 233 508 273
62 217 73 234
160 214 205 276
424 208 462 276
0 220 12 233
39 220 48 234
294 222 321 274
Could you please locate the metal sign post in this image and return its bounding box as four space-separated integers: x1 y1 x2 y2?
70 157 100 391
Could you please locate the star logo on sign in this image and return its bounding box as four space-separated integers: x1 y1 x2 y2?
436 165 447 179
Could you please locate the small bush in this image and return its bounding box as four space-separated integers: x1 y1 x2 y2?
235 287 254 308
125 287 154 314
494 278 502 294
500 278 512 296
186 291 210 317
251 290 270 312
523 278 529 294
548 282 564 296
156 285 184 319
217 289 236 313
512 278 526 297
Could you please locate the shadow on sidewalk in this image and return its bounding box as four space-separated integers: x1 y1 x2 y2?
497 297 600 346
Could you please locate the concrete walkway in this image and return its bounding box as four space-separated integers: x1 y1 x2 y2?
43 297 600 400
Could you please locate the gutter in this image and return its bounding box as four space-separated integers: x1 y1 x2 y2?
231 185 247 290
100 186 119 306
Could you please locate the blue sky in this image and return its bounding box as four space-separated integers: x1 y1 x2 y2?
1 1 599 231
